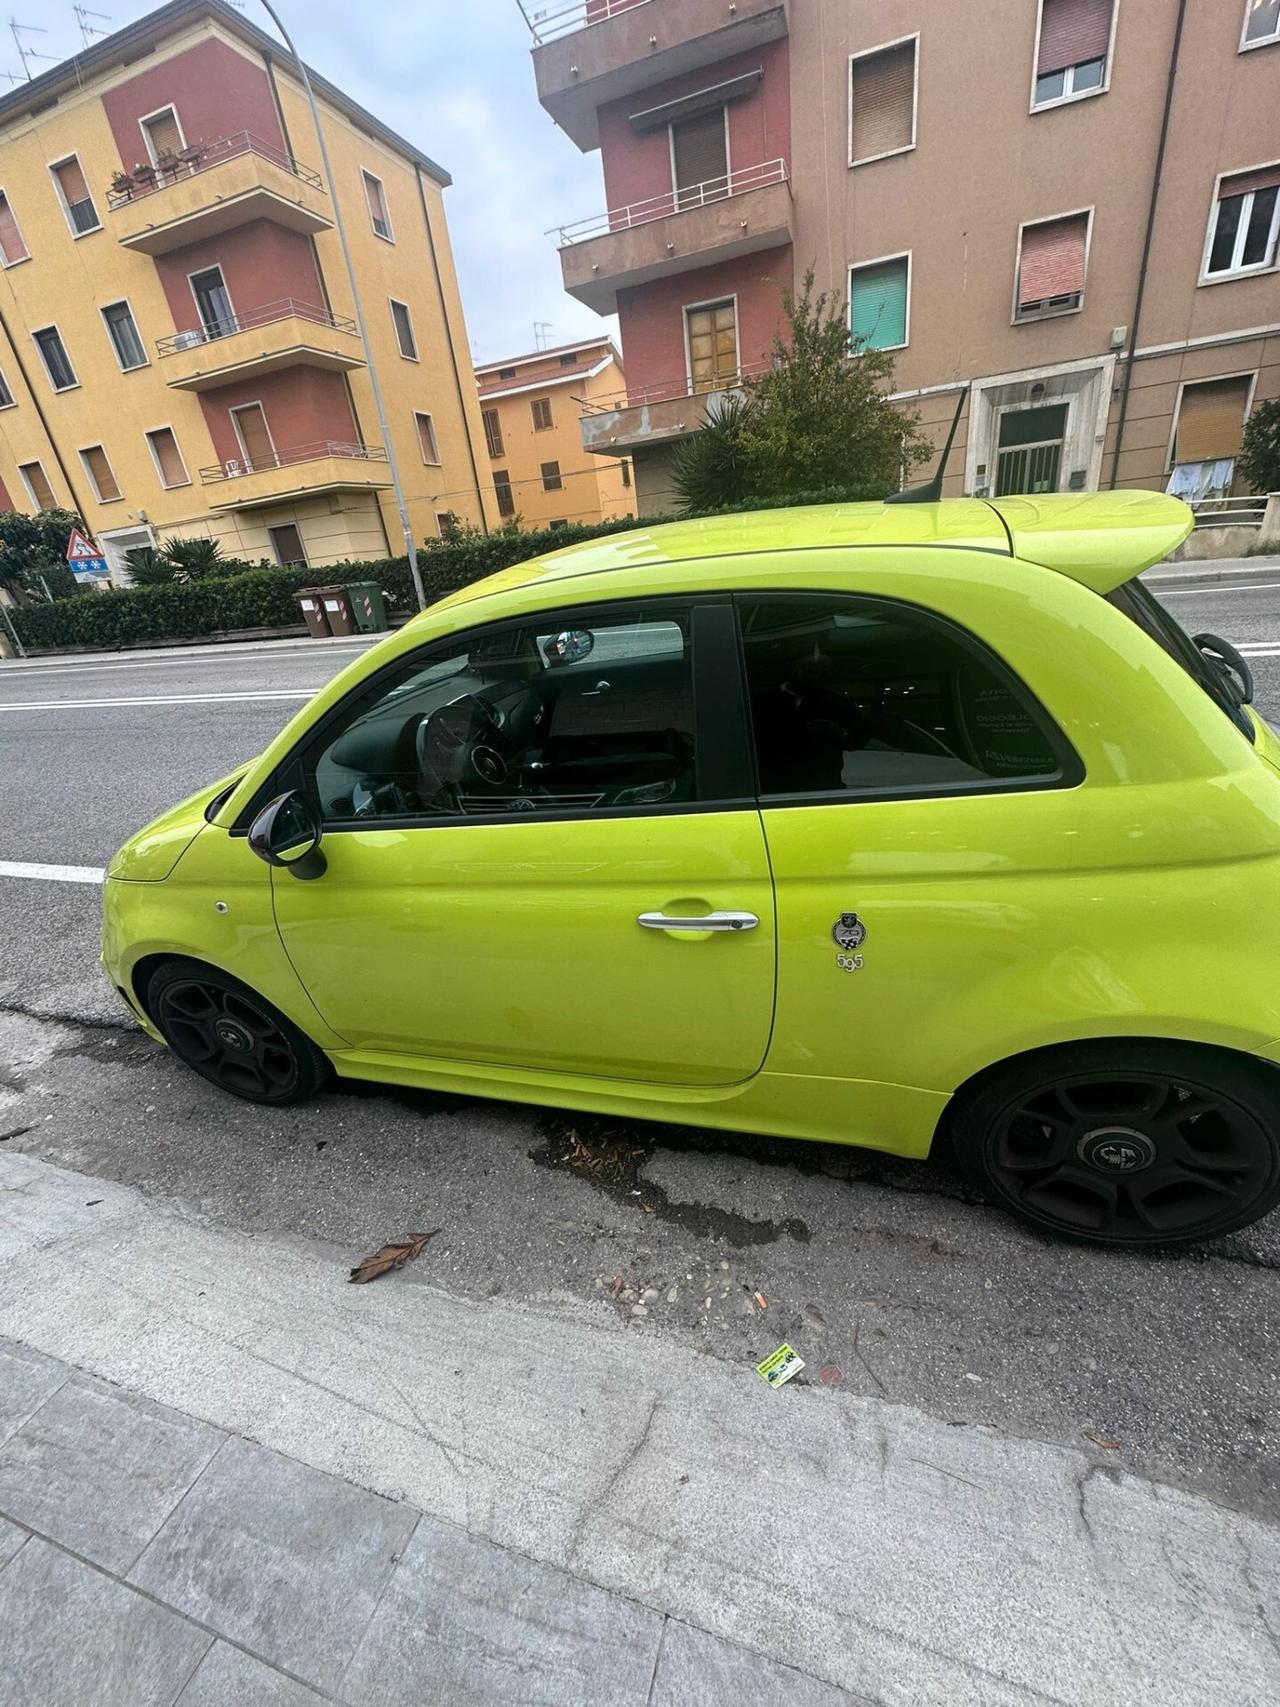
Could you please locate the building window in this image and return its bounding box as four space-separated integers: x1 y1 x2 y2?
995 404 1069 496
145 426 190 489
1033 0 1113 108
140 105 184 165
482 407 504 458
559 352 579 366
1203 166 1280 280
1242 0 1280 49
0 367 14 408
621 459 631 488
498 366 516 381
493 469 515 518
1167 376 1253 500
531 396 553 431
390 299 418 360
548 520 568 530
436 512 459 538
269 522 308 566
80 444 122 503
18 461 55 509
0 191 29 265
849 37 917 168
1015 212 1089 320
671 108 729 207
33 325 77 392
50 156 100 236
849 256 910 350
415 411 441 465
363 170 393 241
686 298 739 389
101 301 147 371
190 266 236 339
229 403 276 473
541 460 563 491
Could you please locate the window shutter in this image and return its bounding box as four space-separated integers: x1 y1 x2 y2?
20 462 55 508
232 406 274 470
482 408 504 458
1037 0 1112 75
144 110 182 158
671 108 728 195
1019 214 1088 304
416 413 440 464
148 429 186 487
1219 165 1280 200
850 259 908 349
84 446 120 502
493 470 514 517
850 41 916 163
0 194 26 264
1174 378 1250 463
55 158 91 203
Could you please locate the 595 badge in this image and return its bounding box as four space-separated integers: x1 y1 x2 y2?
832 912 866 973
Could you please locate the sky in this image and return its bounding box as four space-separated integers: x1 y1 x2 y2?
14 0 617 365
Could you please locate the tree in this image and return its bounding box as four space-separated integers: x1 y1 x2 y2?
158 535 227 581
1238 398 1280 496
122 546 176 587
670 269 932 512
0 508 87 601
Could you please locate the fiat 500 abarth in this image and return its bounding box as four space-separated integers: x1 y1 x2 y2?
103 491 1280 1249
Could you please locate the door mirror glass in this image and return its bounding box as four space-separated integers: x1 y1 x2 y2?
543 628 594 666
248 790 326 880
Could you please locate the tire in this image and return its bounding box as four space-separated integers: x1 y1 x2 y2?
146 960 330 1107
949 1041 1280 1249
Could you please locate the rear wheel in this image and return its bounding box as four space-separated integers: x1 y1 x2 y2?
146 961 329 1107
950 1042 1280 1248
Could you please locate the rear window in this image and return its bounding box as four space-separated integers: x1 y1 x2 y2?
1106 581 1254 743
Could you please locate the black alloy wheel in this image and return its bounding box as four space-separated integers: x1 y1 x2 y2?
952 1043 1280 1248
147 962 328 1106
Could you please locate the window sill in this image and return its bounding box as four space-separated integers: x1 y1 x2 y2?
848 142 915 170
1197 262 1279 288
70 225 104 239
1012 303 1084 325
1029 84 1108 116
1239 34 1280 53
397 352 420 363
372 228 396 244
1 254 31 270
48 382 82 395
850 340 908 355
117 360 150 374
94 495 126 505
158 480 193 491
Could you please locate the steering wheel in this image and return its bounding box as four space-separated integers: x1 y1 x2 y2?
419 695 509 789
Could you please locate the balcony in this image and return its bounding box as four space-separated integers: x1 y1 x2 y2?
554 160 792 311
521 0 789 149
156 300 364 392
199 441 391 513
108 132 332 256
577 361 768 454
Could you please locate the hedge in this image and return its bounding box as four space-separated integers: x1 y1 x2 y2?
7 488 887 652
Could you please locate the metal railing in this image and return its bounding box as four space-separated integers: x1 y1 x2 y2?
517 0 653 46
107 131 323 208
156 299 358 359
551 158 788 246
199 440 387 484
578 356 772 413
1189 493 1268 528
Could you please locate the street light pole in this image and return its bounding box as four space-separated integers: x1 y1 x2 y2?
254 0 428 612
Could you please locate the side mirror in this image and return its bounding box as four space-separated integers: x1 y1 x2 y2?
248 791 326 881
544 628 594 666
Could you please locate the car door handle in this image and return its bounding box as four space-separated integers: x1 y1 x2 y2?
582 680 611 695
637 911 760 932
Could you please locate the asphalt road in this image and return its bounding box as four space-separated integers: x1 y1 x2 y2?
2 575 1280 1539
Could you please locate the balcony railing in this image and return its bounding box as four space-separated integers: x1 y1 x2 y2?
199 441 387 485
517 0 653 46
551 158 788 246
107 131 322 207
578 357 772 412
156 299 357 359
1188 493 1268 528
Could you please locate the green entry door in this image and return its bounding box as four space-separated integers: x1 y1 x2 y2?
995 403 1067 496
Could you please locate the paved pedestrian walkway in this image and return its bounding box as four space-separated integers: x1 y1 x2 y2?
0 1338 852 1707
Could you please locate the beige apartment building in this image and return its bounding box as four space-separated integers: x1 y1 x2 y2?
523 0 1280 514
474 336 637 527
0 0 493 582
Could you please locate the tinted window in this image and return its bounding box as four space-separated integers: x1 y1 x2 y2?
1107 581 1254 742
740 596 1066 798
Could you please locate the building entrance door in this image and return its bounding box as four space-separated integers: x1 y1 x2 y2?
995 403 1067 495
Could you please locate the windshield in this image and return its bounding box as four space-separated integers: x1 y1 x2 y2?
1106 581 1254 743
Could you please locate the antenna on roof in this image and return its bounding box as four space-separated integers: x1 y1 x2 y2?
533 320 553 351
8 18 49 78
885 383 970 506
73 6 112 49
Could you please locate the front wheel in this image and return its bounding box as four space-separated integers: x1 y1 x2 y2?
147 961 329 1107
950 1042 1280 1248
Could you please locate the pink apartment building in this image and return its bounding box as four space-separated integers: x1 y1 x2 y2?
523 0 1280 518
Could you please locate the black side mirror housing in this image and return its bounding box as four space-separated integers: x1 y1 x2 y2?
248 791 327 881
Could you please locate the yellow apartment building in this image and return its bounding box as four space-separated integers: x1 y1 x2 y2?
0 0 495 582
474 337 638 528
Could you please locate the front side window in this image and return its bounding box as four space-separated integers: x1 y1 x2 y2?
1033 0 1112 107
740 595 1069 800
304 604 698 824
1107 581 1254 742
102 301 147 370
1205 168 1280 278
33 325 77 391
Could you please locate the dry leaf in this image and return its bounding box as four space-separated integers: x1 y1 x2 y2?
818 1364 843 1388
1083 1431 1122 1450
348 1229 440 1285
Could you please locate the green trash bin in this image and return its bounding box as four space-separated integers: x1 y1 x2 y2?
345 580 389 633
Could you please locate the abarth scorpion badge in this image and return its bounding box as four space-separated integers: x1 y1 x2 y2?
832 913 866 972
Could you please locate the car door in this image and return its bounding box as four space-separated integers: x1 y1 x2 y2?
268 596 776 1086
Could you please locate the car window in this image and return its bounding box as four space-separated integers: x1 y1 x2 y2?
1106 581 1254 743
307 605 698 822
739 595 1067 799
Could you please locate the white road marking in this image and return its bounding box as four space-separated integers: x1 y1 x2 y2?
1 648 367 680
0 860 105 884
0 689 320 712
1160 582 1280 597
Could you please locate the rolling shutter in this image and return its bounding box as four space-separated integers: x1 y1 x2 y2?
850 41 916 163
850 258 908 349
147 429 187 488
231 405 274 471
0 193 26 264
54 157 90 204
143 109 182 159
83 446 120 502
20 462 55 508
671 109 728 200
1038 0 1111 75
1174 378 1250 463
1219 164 1280 200
1019 214 1088 305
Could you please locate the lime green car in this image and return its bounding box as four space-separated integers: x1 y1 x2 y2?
102 491 1280 1249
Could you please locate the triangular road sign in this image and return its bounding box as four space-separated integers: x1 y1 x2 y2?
66 527 104 562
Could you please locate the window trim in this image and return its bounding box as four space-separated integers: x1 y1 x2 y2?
1012 206 1094 325
17 459 56 511
187 262 237 336
1199 165 1280 284
667 103 731 202
362 168 395 242
268 521 309 568
100 298 149 372
531 395 554 431
138 103 187 165
144 423 191 490
1164 369 1258 472
0 365 15 410
233 594 755 835
31 323 79 393
414 409 441 466
847 32 920 169
492 468 515 519
389 297 418 361
1029 0 1117 113
734 589 1083 809
847 252 911 353
48 152 101 238
682 291 741 391
0 187 30 268
229 401 278 471
540 459 563 492
1240 0 1280 51
481 406 504 459
78 442 124 504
